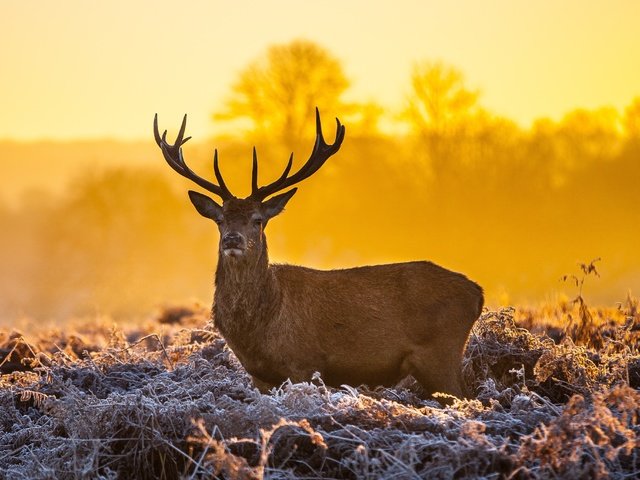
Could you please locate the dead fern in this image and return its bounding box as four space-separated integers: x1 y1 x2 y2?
0 305 639 479
561 257 603 347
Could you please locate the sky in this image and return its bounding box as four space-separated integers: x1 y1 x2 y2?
1 0 639 141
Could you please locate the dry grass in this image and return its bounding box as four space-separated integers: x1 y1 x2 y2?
1 301 638 479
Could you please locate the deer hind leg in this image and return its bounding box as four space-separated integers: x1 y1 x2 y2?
251 375 276 394
407 347 465 400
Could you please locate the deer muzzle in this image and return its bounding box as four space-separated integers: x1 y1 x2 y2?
221 232 246 257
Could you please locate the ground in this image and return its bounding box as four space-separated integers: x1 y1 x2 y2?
0 300 639 479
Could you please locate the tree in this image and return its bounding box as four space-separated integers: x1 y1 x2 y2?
528 108 621 188
215 40 350 149
402 61 481 176
556 108 620 162
404 61 479 134
623 97 640 140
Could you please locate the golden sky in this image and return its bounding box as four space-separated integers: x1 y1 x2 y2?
1 0 639 140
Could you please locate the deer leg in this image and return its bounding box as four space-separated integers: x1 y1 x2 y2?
408 348 465 400
251 376 275 394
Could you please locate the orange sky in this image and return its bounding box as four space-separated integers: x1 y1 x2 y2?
1 0 639 141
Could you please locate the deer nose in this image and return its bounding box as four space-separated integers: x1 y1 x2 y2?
222 232 245 249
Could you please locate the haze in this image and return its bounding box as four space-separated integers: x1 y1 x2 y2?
1 0 639 320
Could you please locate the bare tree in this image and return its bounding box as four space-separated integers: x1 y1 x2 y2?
623 97 640 140
403 61 481 176
215 40 350 149
405 62 479 132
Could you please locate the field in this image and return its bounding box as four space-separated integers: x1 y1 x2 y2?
1 298 638 479
3 3 640 478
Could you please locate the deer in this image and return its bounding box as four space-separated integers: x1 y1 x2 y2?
153 109 483 399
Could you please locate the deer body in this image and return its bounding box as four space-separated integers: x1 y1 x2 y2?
154 109 483 398
215 258 482 395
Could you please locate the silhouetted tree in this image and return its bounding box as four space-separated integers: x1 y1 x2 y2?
623 97 640 140
405 62 479 132
29 169 214 318
528 108 621 188
557 108 620 162
215 40 350 149
402 61 481 176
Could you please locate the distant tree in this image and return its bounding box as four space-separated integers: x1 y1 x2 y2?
623 97 640 139
529 107 621 188
402 61 482 176
30 169 213 318
215 40 351 149
556 108 620 161
404 61 479 134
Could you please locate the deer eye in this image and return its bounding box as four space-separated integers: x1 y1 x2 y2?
252 218 263 227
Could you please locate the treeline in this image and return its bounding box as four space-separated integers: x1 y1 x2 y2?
1 40 639 321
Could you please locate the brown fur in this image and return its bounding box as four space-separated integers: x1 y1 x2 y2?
209 198 483 398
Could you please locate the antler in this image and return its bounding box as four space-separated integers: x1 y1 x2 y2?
248 108 345 201
153 114 234 201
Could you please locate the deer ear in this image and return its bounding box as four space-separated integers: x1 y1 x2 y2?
188 190 224 223
263 188 297 219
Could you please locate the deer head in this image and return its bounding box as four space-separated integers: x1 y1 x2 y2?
153 109 345 260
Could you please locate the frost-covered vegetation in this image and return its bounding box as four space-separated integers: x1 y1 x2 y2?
1 301 639 479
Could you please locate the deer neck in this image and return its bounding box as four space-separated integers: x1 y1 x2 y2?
213 239 279 336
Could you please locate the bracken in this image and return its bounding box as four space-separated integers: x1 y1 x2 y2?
0 304 638 479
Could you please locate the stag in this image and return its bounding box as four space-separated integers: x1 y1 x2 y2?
154 109 483 398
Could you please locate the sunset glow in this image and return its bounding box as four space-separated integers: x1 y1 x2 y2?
1 0 639 140
2 4 640 474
